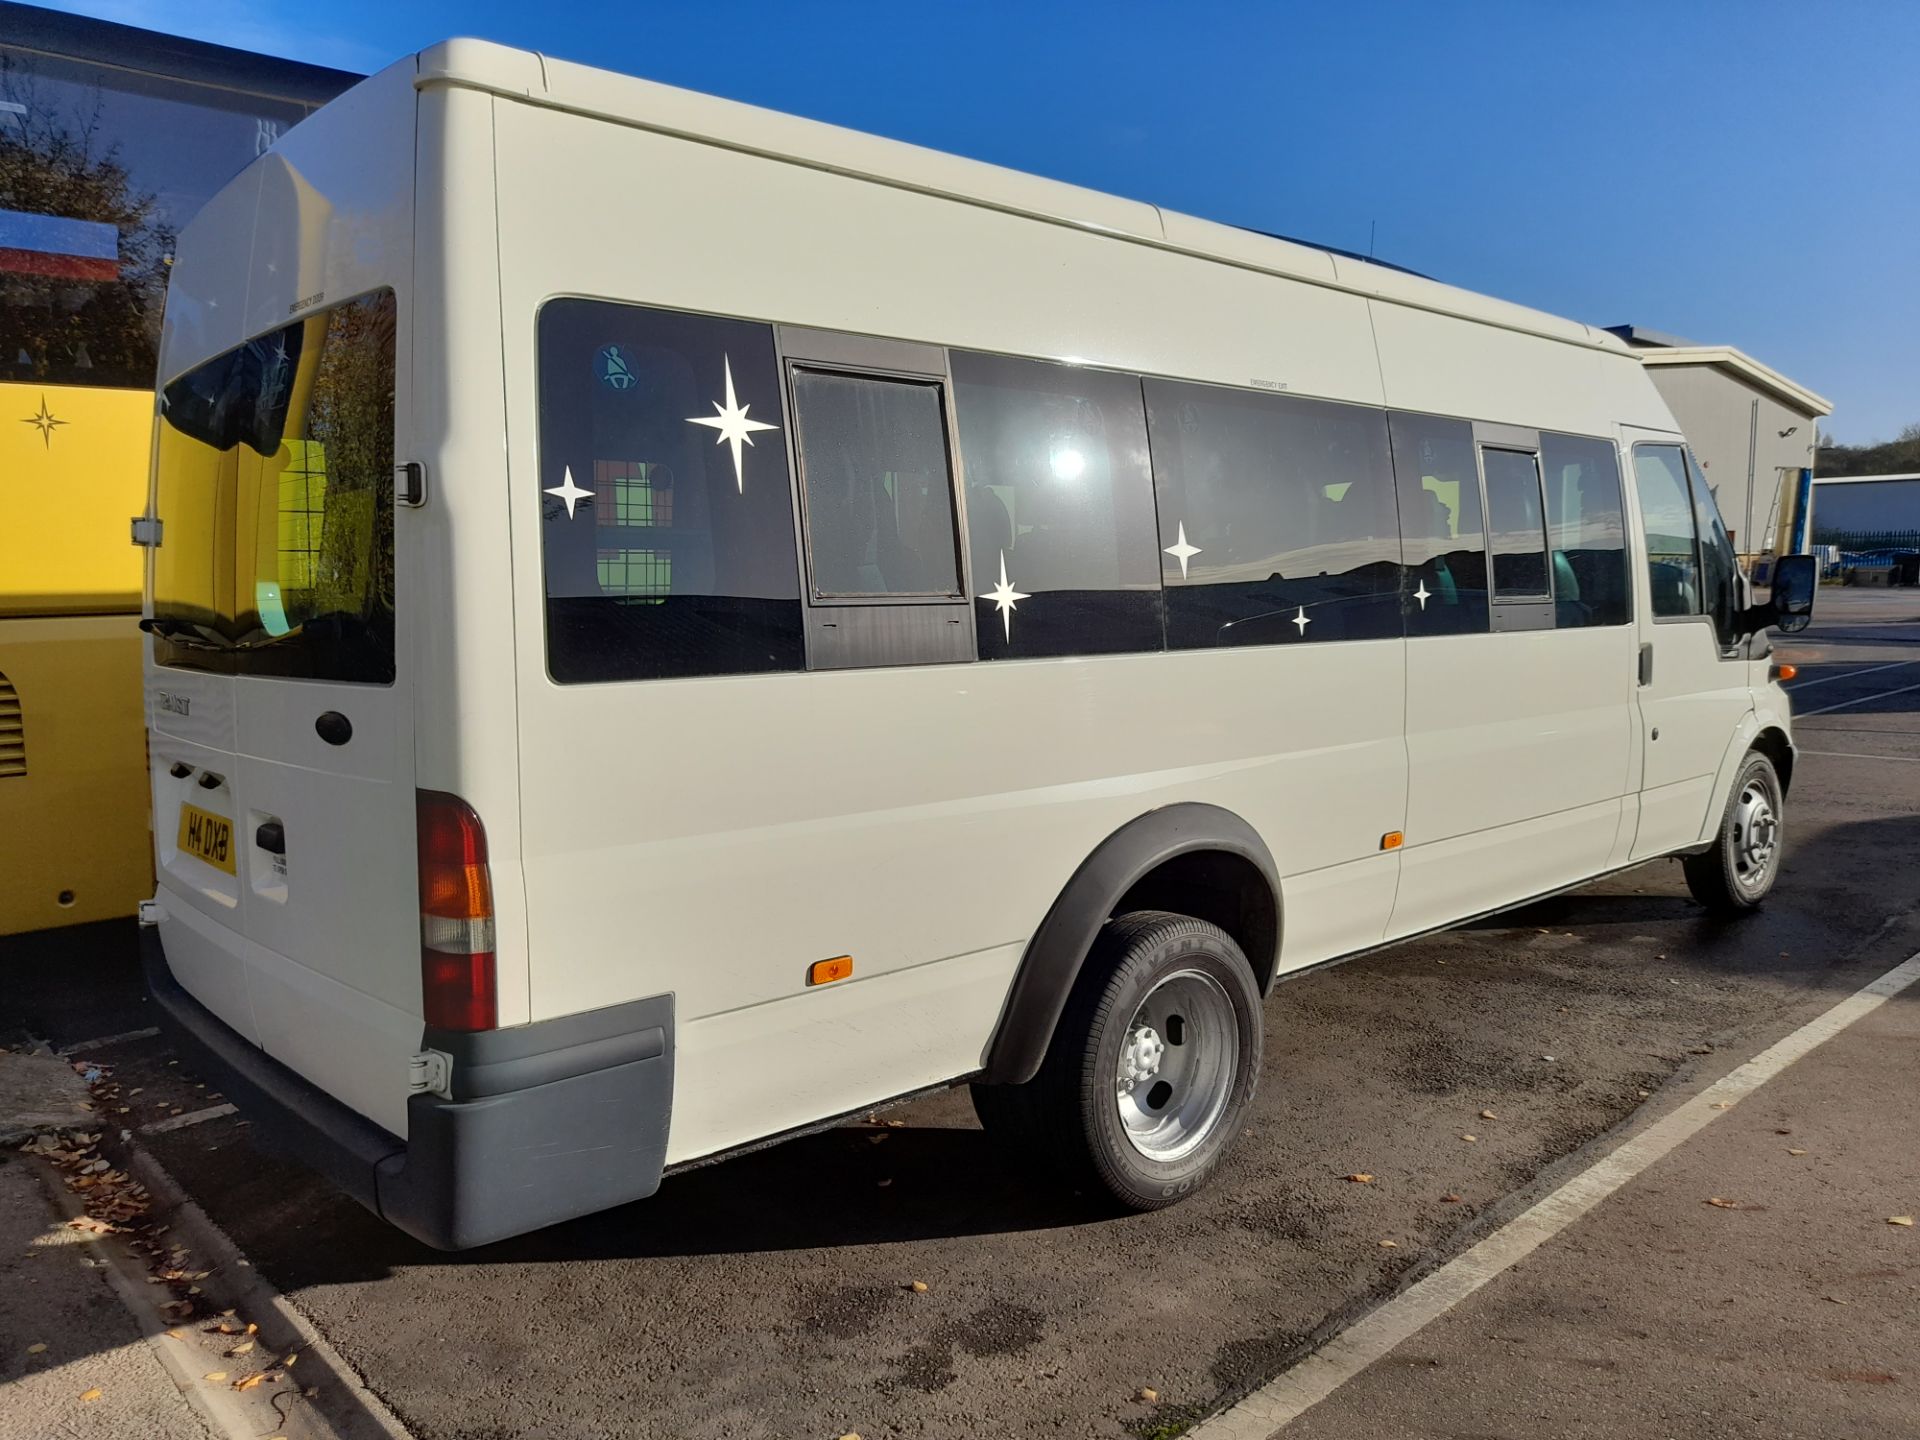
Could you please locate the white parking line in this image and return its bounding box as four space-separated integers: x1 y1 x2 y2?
139 1103 237 1134
1784 659 1917 690
1802 750 1920 764
1798 681 1920 718
1189 949 1920 1440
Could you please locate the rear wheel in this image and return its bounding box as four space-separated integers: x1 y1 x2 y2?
972 910 1262 1210
1683 750 1784 914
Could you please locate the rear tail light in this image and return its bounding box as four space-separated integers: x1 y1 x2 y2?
416 790 497 1031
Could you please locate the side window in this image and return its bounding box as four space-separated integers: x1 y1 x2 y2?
536 299 805 684
1541 433 1630 628
789 369 962 599
1687 451 1741 650
951 352 1163 658
1145 380 1401 648
1482 448 1551 599
1632 445 1703 619
1389 412 1488 635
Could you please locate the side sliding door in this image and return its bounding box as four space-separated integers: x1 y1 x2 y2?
1389 416 1638 937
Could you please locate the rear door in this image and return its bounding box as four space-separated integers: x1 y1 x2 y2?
145 81 424 1136
1625 432 1752 858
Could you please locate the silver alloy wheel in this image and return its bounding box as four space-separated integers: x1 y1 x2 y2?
1113 968 1238 1162
1731 778 1779 887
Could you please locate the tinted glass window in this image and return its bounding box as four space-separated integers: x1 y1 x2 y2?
537 299 804 683
1145 380 1400 647
1483 448 1549 598
1 45 324 389
1390 412 1488 635
1633 445 1702 619
151 291 396 683
952 352 1162 658
1688 450 1741 649
1541 433 1630 628
791 370 961 598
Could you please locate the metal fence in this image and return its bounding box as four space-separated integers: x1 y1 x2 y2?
1812 529 1920 553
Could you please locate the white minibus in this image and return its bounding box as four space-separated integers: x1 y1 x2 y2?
135 40 1816 1249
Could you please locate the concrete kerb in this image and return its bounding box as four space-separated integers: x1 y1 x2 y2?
114 1140 415 1440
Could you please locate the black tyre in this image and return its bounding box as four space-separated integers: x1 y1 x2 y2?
1683 750 1784 914
971 910 1262 1210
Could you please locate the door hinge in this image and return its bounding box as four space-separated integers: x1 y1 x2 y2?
131 516 163 547
406 1049 453 1099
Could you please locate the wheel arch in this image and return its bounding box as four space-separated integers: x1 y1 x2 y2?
979 803 1281 1085
1752 724 1795 795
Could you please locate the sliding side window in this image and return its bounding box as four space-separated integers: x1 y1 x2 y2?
784 329 971 669
1541 433 1630 628
536 299 805 683
951 352 1163 658
1389 412 1488 635
1477 427 1553 632
1146 380 1401 648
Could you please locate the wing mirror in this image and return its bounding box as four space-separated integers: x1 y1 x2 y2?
1767 554 1816 634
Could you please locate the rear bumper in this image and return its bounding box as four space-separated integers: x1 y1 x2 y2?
140 926 673 1249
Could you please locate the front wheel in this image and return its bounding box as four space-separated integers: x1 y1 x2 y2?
971 910 1262 1211
1683 750 1784 914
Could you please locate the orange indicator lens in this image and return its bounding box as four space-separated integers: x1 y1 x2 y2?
808 956 854 986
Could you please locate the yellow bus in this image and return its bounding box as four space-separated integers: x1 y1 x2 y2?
0 3 351 934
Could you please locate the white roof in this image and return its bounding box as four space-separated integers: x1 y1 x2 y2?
1812 472 1920 486
1635 345 1832 417
412 38 1629 357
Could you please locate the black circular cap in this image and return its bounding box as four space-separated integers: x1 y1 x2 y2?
315 711 353 746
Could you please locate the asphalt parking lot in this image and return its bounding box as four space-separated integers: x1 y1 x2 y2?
5 587 1918 1440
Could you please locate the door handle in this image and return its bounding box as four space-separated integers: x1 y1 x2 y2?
1638 642 1654 686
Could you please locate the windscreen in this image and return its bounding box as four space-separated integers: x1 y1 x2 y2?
149 289 396 682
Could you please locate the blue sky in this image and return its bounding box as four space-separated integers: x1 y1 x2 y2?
51 0 1920 442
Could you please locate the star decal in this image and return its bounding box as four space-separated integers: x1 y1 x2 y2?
687 355 777 493
1163 522 1202 580
544 465 594 519
21 394 65 449
1291 606 1311 635
980 550 1030 642
1413 580 1431 610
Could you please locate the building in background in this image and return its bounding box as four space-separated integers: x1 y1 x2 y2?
1810 473 1920 540
0 1 355 934
1606 325 1831 565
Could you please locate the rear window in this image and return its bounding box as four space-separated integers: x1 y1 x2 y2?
536 298 805 684
150 289 396 683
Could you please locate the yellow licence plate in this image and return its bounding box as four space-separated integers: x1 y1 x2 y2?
177 803 235 875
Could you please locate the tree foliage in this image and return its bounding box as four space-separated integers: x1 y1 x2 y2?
1817 424 1920 478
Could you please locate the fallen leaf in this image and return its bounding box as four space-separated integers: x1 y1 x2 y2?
1787 1148 1808 1157
245 1323 258 1335
282 1353 298 1367
1137 1387 1160 1403
226 1341 255 1357
1344 1173 1374 1184
233 1373 266 1392
1441 1193 1464 1203
908 1280 929 1293
1479 1110 1497 1121
1688 1046 1713 1056
885 1119 906 1128
27 1342 47 1354
1711 1102 1733 1110
838 1433 863 1440
876 1179 893 1188
203 1371 228 1382
79 1388 102 1403
1890 1216 1915 1227
1541 1055 1556 1062
1705 1197 1740 1209
1826 1296 1851 1305
1378 1239 1399 1248
1775 1128 1793 1136
165 1330 185 1340
1460 1134 1478 1143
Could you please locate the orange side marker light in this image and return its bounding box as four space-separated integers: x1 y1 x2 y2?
1774 663 1798 682
807 956 854 987
1381 831 1404 851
